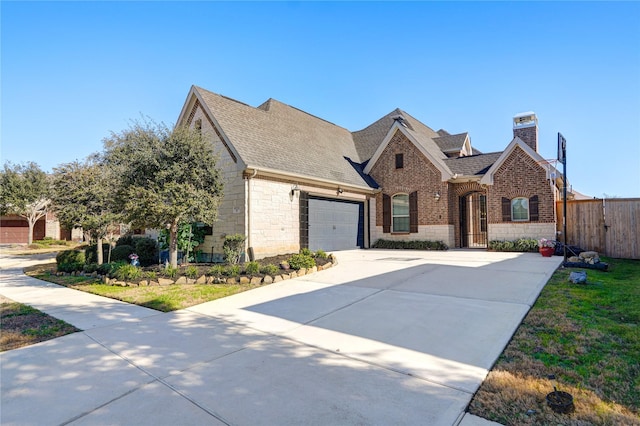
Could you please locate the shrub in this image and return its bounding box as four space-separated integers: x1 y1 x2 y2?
300 248 313 257
371 239 448 250
116 235 136 247
111 245 134 262
97 261 126 277
114 264 142 281
163 265 179 278
223 234 246 265
224 264 241 276
82 264 99 274
208 265 224 276
144 271 157 280
134 237 158 267
314 249 328 259
245 261 260 275
57 262 84 273
85 243 111 264
260 264 279 276
184 265 199 279
489 238 538 252
288 253 316 270
57 249 85 265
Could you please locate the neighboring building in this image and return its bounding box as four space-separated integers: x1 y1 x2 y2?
177 86 560 259
0 211 73 244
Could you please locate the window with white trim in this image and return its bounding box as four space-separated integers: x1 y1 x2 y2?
511 197 529 221
392 194 410 232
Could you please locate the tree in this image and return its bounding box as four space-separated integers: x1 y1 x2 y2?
0 162 51 245
103 119 223 268
51 156 120 264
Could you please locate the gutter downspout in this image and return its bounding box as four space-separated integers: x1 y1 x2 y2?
246 169 257 261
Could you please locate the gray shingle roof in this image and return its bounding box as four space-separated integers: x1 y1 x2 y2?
196 87 370 188
194 86 496 187
433 133 468 153
444 152 502 176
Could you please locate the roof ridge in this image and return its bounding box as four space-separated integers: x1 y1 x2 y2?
265 98 348 130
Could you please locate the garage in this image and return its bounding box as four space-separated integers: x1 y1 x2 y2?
302 195 364 252
0 216 46 244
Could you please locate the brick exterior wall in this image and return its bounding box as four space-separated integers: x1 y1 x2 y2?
369 129 453 246
486 145 557 241
513 124 538 152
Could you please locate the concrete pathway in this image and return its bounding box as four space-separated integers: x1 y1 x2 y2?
1 249 562 425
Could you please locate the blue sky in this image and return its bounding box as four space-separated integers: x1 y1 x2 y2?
2 1 639 198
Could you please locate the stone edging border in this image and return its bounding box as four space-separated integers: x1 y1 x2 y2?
58 254 338 288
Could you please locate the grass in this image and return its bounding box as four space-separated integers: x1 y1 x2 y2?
0 295 80 351
468 257 640 425
25 263 263 312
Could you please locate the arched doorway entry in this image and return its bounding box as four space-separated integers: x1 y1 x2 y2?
459 191 487 248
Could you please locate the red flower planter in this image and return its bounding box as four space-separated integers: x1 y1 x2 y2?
539 247 554 257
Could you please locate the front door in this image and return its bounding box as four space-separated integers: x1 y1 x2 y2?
460 192 487 248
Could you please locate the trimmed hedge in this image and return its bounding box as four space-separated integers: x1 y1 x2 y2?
134 237 158 267
372 239 448 251
488 238 538 252
288 253 316 270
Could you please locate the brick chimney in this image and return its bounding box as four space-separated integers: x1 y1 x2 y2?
513 112 538 152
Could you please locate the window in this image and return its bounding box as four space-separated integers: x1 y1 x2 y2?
195 119 202 134
511 197 529 221
395 153 404 169
392 194 410 232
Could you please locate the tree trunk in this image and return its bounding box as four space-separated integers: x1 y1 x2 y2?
169 219 179 268
96 236 104 265
27 218 35 245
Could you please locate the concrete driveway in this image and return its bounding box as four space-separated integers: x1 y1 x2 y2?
1 249 562 426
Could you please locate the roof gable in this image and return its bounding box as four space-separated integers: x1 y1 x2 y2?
362 124 453 181
185 86 373 189
479 137 550 185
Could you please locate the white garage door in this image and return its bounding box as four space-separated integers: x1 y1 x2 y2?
308 197 364 252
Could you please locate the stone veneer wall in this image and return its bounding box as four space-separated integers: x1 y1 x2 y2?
488 223 557 242
247 177 300 259
189 104 246 254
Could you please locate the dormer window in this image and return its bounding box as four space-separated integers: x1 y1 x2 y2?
395 153 404 169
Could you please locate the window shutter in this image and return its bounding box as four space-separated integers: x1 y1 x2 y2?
502 197 511 222
409 191 418 233
383 194 391 233
529 195 539 221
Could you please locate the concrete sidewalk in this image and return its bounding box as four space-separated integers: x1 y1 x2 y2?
1 250 563 425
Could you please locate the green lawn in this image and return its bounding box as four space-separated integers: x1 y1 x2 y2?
26 264 261 312
469 257 640 425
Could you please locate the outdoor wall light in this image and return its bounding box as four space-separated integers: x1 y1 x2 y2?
337 187 344 195
434 191 441 201
291 184 300 197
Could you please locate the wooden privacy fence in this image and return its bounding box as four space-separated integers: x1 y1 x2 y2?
557 198 640 259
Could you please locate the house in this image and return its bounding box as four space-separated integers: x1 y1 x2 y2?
0 212 70 244
177 85 558 259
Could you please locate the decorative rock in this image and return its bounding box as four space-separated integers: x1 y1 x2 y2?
149 281 160 286
310 266 317 274
250 276 262 285
114 281 127 287
102 276 110 284
281 274 290 280
290 271 298 279
568 256 581 263
579 251 600 264
91 272 98 278
206 276 215 284
175 276 188 284
196 275 207 284
239 276 250 284
158 278 174 286
569 271 587 284
227 277 238 284
298 268 307 276
324 262 332 270
262 275 273 284
138 280 148 286
273 275 283 282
